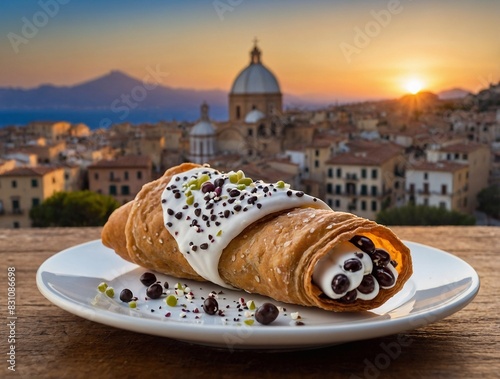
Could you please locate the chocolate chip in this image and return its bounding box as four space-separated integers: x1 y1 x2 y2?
358 275 376 294
200 243 208 250
203 297 219 315
201 182 215 193
140 272 157 286
331 273 350 294
167 208 174 216
255 302 279 325
175 212 183 220
229 189 240 197
370 248 391 267
343 258 363 272
146 283 163 299
296 191 304 197
119 288 133 303
339 289 357 303
214 178 225 188
247 196 258 204
373 267 395 287
349 235 375 253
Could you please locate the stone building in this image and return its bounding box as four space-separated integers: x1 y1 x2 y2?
193 41 288 162
324 141 406 220
0 166 65 228
189 103 216 164
87 155 152 205
406 161 469 213
228 41 282 123
426 141 490 212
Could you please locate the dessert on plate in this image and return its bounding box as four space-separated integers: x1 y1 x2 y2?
102 163 412 312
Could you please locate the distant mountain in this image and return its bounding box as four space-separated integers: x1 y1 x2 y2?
0 70 228 116
0 70 331 124
437 88 471 100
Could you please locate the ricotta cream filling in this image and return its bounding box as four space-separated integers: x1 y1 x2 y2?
161 166 330 288
313 241 398 301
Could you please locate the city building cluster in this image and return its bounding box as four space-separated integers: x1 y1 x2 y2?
1 43 498 228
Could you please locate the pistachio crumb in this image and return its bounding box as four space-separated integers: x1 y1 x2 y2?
105 287 115 298
246 300 256 310
97 282 108 293
166 294 178 307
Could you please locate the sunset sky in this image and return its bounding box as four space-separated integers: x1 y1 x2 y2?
1 0 499 102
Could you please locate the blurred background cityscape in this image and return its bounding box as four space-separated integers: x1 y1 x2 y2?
0 0 499 228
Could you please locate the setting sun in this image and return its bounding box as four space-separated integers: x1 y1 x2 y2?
405 78 424 94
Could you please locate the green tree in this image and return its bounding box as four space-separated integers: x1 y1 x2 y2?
30 191 120 227
477 185 500 219
376 204 475 226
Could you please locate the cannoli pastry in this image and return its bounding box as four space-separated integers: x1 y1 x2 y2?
102 163 412 312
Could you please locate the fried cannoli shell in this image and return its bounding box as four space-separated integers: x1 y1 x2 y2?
102 163 413 312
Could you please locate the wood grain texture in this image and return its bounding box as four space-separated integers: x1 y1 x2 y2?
0 226 498 379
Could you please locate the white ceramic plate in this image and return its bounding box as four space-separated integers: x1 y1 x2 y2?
36 240 479 350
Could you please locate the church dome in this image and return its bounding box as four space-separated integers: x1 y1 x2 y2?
190 102 215 136
230 43 281 95
190 120 215 136
244 109 265 123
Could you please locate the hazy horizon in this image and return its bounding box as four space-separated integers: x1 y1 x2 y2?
1 0 499 103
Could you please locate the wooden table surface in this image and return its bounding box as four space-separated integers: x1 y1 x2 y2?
1 226 498 379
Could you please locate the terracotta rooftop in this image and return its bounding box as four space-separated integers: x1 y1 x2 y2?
438 142 490 154
407 161 468 173
325 141 403 166
307 133 346 148
88 155 152 169
0 166 62 177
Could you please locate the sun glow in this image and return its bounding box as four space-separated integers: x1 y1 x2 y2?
404 78 424 94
